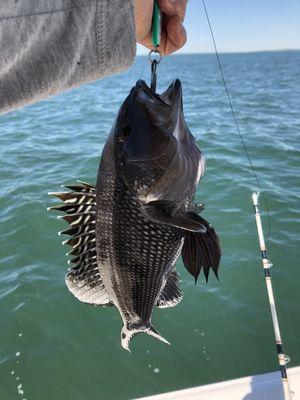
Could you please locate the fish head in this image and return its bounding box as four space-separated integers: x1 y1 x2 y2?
112 79 203 203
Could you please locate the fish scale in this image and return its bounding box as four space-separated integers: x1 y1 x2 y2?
95 149 188 347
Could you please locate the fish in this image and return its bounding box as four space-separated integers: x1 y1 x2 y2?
48 79 221 351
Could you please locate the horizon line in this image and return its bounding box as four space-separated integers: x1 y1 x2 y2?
136 48 300 56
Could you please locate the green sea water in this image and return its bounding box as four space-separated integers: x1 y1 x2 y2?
0 51 299 400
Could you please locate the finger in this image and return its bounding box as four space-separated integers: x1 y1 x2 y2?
138 33 156 52
134 0 154 41
138 15 186 56
162 14 187 55
157 0 188 21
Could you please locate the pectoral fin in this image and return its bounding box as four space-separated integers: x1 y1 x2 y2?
182 213 221 282
143 201 206 232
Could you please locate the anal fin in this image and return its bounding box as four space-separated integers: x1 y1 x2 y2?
157 271 183 308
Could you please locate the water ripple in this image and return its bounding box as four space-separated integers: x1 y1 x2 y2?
0 51 299 400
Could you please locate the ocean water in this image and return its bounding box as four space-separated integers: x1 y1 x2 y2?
0 51 299 400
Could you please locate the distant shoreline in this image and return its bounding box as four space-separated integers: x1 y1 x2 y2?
136 49 300 56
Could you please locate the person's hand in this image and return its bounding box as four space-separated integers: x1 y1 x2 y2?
135 0 188 55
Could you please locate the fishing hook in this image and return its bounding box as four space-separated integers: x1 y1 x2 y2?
149 49 161 92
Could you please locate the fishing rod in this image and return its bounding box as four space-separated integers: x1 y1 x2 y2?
201 1 293 398
252 193 292 399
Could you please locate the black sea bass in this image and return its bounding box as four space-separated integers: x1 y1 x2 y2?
49 79 221 351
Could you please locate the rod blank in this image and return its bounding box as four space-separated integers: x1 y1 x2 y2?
252 192 292 400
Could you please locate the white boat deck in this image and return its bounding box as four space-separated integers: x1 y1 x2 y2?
136 366 300 400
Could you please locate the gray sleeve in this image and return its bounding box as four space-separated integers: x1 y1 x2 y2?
0 0 136 114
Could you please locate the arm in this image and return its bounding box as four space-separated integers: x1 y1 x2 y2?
0 0 136 114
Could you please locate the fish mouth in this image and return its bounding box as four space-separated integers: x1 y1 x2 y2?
122 79 182 163
135 78 182 107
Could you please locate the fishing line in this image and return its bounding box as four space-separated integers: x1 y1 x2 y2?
201 4 293 398
201 0 271 244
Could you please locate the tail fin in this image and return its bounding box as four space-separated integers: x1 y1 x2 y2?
121 324 170 352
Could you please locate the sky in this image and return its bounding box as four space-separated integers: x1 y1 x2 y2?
137 0 300 54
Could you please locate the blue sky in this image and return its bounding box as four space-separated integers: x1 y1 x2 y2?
137 0 300 54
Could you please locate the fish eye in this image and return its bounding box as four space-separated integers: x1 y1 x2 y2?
117 125 131 142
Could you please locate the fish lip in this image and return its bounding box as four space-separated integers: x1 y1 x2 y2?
134 79 182 106
135 80 168 105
